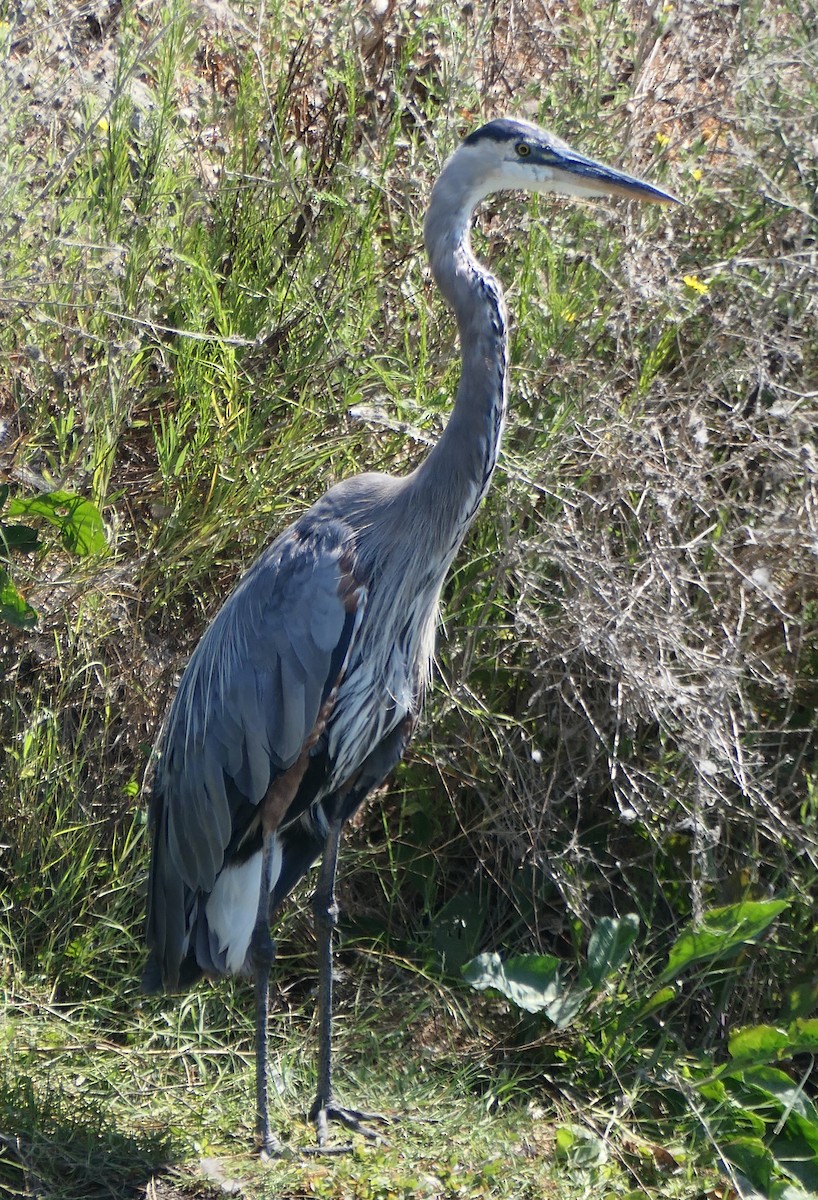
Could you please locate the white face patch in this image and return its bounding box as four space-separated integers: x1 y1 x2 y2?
451 133 669 210
495 155 612 201
459 150 596 208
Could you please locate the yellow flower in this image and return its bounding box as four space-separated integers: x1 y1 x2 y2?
691 167 703 182
683 274 710 295
663 2 674 10
563 310 578 323
656 132 670 148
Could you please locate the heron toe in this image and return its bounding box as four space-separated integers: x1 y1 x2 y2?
310 1097 391 1149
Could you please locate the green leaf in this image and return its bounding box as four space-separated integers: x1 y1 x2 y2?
582 913 639 988
697 1078 729 1105
463 952 562 1013
789 1018 818 1053
0 566 38 628
720 1136 773 1192
729 1025 793 1064
728 1020 818 1067
546 984 590 1029
736 1065 818 1123
770 1186 818 1200
634 986 677 1021
462 952 506 994
554 1125 607 1167
0 522 41 555
770 1132 818 1191
7 490 107 556
659 900 789 983
462 952 588 1026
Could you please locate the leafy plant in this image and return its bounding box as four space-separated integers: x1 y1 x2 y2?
463 913 640 1027
0 485 106 626
0 484 39 626
658 901 791 985
463 900 816 1198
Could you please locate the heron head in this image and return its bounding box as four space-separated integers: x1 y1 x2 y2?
455 117 679 207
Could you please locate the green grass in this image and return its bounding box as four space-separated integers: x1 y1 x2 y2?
3 967 715 1199
1 0 818 1196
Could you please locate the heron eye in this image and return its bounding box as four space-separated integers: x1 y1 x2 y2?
515 142 531 157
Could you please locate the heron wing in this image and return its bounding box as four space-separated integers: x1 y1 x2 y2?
151 516 365 900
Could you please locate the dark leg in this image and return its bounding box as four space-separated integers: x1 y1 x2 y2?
308 814 389 1148
252 831 283 1158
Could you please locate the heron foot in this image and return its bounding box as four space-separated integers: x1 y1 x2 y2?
256 1129 289 1161
309 1097 391 1149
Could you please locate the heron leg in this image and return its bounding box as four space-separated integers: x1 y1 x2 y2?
308 813 389 1148
252 830 284 1159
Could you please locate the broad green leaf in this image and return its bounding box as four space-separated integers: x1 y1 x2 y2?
721 1136 773 1192
495 952 563 988
462 952 590 1026
659 900 789 983
729 1025 793 1064
0 566 37 628
783 1113 818 1159
728 1020 818 1067
0 522 40 555
7 490 106 556
546 984 590 1029
554 1125 607 1167
582 913 639 988
734 1065 818 1129
463 952 562 1013
554 1125 577 1157
770 1185 818 1200
789 1018 818 1053
697 1079 729 1105
503 960 585 1027
770 1132 818 1191
463 951 516 994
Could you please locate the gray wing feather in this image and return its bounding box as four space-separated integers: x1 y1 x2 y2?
155 816 187 961
277 652 307 764
202 752 231 843
306 568 347 653
153 517 364 898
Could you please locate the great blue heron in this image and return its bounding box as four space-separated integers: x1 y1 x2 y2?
143 117 677 1155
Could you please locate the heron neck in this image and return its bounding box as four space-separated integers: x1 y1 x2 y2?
409 181 509 558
